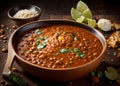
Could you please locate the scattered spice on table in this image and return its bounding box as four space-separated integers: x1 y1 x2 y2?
1 24 5 28
12 67 19 73
3 40 7 43
67 81 73 86
0 80 6 85
0 29 4 35
1 47 8 53
12 25 17 29
0 35 6 39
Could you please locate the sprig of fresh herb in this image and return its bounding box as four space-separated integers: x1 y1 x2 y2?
8 71 28 86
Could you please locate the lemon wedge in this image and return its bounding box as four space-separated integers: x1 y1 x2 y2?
82 9 92 19
71 0 95 27
76 0 89 13
87 18 96 28
71 7 81 20
97 19 112 31
105 67 118 80
76 15 86 23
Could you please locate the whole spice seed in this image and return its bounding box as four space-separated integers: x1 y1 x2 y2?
0 80 6 85
117 52 120 58
3 40 7 43
1 24 5 28
2 48 8 53
0 29 4 35
12 25 17 29
12 67 19 72
2 36 7 40
0 35 5 39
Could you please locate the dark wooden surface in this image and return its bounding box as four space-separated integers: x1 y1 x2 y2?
0 0 120 86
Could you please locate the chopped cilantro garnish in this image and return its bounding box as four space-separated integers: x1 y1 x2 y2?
74 48 86 58
36 41 46 49
60 48 69 54
35 29 42 34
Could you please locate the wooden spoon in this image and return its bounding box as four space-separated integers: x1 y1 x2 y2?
2 34 15 78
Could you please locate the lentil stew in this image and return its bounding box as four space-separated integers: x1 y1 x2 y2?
16 25 103 68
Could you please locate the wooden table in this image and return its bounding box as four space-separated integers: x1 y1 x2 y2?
0 0 120 86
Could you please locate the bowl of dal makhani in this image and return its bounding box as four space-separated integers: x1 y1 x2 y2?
10 19 107 82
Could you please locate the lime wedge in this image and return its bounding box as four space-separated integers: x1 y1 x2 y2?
105 67 118 80
76 1 89 13
71 7 81 20
97 19 112 32
76 15 86 23
87 18 96 28
82 9 92 18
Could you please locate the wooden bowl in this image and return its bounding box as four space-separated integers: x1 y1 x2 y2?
7 5 41 26
10 20 107 82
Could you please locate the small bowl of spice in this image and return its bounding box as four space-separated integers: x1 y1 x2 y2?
8 5 41 26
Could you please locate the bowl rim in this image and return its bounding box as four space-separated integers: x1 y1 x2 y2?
11 19 107 71
7 4 42 20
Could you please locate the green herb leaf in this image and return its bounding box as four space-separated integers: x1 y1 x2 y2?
80 53 85 58
36 41 46 49
69 49 74 53
60 48 69 54
39 36 46 40
74 48 85 58
91 71 96 76
35 29 42 34
74 48 81 55
97 71 103 78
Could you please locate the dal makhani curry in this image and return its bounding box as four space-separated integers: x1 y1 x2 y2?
16 25 103 68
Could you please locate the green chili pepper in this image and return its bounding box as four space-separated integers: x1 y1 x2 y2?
8 71 28 86
35 29 42 34
60 48 68 54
